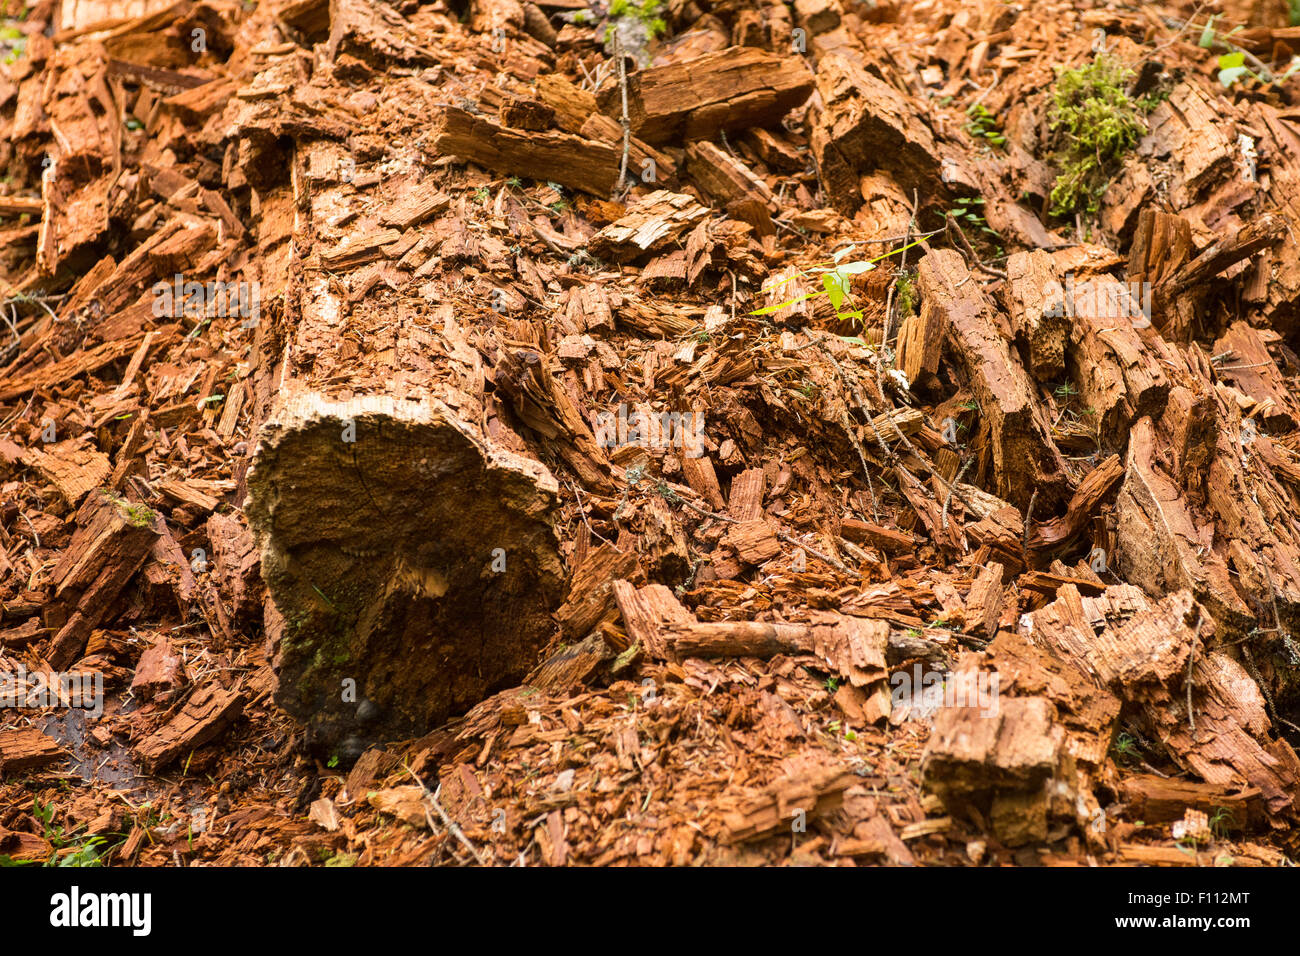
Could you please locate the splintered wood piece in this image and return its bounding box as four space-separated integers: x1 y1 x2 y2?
130 637 185 701
319 227 401 269
723 519 781 565
378 185 450 229
1118 776 1262 829
661 619 808 658
525 633 609 691
536 74 597 133
494 349 614 493
46 491 160 669
596 47 814 144
327 0 437 65
1065 277 1170 445
964 562 1005 639
1212 321 1299 429
612 580 695 661
1018 571 1107 598
0 618 47 648
924 696 1063 789
1161 212 1284 299
1114 416 1252 629
1002 249 1069 380
500 96 556 131
133 683 246 771
921 696 1063 846
811 53 964 215
0 336 149 402
986 628 1122 771
587 190 709 262
658 611 887 697
680 453 725 511
840 518 915 554
685 141 775 211
720 762 857 843
579 112 678 183
1030 454 1123 550
205 513 262 623
1032 585 1300 817
430 107 619 196
728 468 765 521
911 249 1066 508
806 612 890 694
0 727 66 773
1200 401 1300 634
740 128 804 171
555 542 639 638
1127 209 1193 293
16 439 111 508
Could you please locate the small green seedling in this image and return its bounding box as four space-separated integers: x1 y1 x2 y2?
964 103 1006 147
751 237 928 329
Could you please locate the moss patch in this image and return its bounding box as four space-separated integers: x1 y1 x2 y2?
1047 54 1147 219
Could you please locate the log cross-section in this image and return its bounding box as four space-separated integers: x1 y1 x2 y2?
248 392 565 758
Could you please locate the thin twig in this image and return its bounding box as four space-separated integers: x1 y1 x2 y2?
945 212 1007 279
401 763 489 865
614 39 632 197
566 477 618 549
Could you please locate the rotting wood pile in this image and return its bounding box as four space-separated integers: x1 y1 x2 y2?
2 0 1300 867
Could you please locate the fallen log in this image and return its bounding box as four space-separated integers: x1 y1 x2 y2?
246 134 567 758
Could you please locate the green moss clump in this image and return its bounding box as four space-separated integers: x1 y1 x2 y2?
894 270 917 321
1048 54 1147 219
114 500 155 528
605 0 666 41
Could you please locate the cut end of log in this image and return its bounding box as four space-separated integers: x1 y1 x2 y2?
247 391 564 758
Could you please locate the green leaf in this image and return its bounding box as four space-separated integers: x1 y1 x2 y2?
822 273 846 310
1198 15 1218 47
1219 65 1250 87
1218 51 1245 69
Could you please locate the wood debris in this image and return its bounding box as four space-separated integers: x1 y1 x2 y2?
2 0 1300 871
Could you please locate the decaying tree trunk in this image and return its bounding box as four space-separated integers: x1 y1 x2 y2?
245 133 566 757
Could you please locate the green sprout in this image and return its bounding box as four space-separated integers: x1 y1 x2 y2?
964 103 1006 148
751 236 928 330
